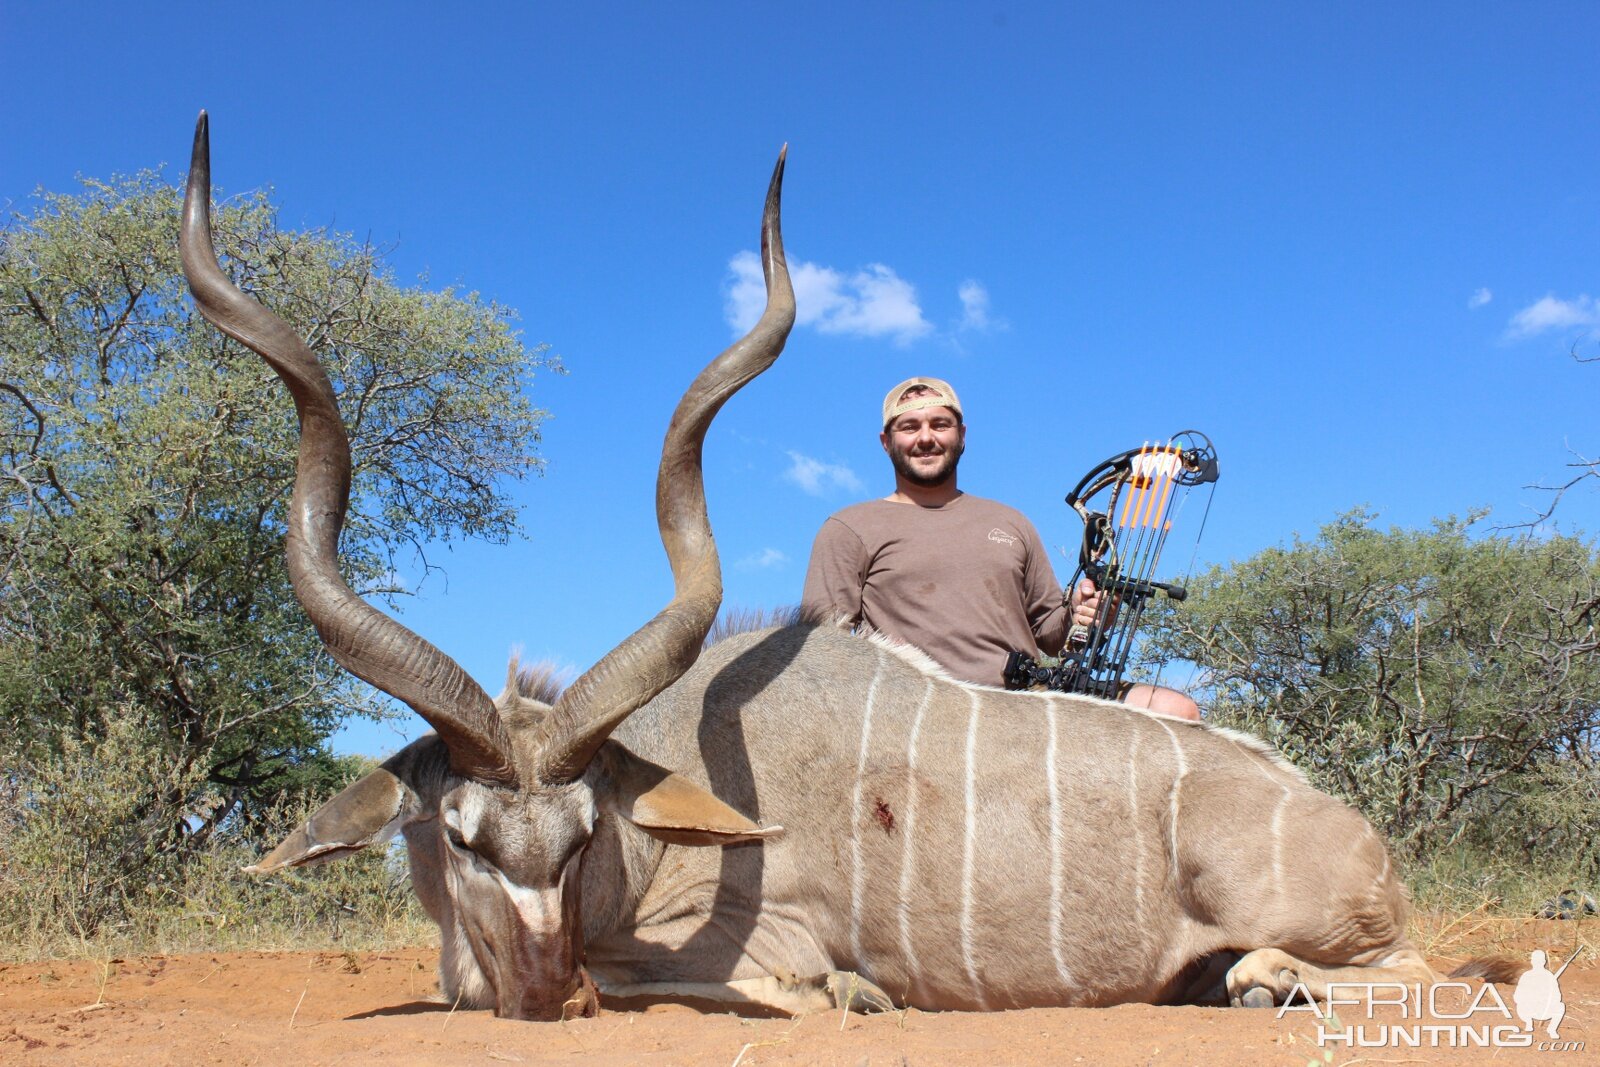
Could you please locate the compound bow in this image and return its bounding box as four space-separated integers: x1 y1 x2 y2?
1004 430 1219 697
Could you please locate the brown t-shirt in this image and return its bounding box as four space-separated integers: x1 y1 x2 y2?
800 494 1069 687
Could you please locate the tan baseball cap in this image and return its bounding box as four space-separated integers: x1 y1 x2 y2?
881 376 962 428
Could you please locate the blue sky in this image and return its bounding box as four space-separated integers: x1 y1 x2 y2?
7 4 1598 756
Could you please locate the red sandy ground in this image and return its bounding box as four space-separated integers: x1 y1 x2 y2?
1 921 1594 1066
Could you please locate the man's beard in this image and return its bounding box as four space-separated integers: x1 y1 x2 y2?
888 437 963 487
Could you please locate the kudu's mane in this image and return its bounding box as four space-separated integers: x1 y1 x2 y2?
705 605 804 647
504 660 568 706
497 607 806 713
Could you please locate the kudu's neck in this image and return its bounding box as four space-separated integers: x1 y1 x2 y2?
578 783 671 944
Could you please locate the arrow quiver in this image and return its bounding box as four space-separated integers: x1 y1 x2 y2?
1003 430 1219 698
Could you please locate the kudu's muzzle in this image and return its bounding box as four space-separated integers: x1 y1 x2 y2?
480 856 599 1020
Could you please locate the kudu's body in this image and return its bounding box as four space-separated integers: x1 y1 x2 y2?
187 113 1433 1019
598 627 1416 1010
270 625 1433 1014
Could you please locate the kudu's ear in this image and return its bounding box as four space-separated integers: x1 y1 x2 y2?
246 736 448 873
600 744 783 847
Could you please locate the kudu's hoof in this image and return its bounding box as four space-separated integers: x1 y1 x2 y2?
1234 985 1275 1009
825 971 896 1013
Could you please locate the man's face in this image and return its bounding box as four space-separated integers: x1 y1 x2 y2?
881 406 965 487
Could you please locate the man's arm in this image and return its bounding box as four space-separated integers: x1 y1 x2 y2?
800 517 868 628
1020 520 1070 655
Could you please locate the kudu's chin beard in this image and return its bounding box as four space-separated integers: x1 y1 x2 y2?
502 965 599 1021
889 440 963 488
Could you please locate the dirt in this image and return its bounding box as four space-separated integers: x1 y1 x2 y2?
1 922 1594 1066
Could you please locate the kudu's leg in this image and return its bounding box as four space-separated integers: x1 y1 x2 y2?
1158 951 1243 1005
1226 946 1437 1007
600 970 894 1015
1212 781 1437 1007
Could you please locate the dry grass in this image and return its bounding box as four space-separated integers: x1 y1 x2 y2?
1411 909 1597 978
1 773 434 962
1406 850 1598 967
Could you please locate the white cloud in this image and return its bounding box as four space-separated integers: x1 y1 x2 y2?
783 450 863 496
725 251 933 346
735 547 788 570
1468 287 1492 309
723 252 767 335
1505 293 1600 339
957 279 991 330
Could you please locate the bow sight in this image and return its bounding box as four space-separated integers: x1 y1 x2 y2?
1003 430 1218 698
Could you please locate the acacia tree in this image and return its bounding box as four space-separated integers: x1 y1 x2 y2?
1529 344 1600 524
1145 511 1600 870
0 172 556 895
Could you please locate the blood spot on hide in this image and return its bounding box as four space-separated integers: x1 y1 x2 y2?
872 797 895 833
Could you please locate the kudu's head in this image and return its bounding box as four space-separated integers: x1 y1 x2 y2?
180 113 794 1019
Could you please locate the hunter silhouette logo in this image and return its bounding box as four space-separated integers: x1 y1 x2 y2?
1517 947 1581 1039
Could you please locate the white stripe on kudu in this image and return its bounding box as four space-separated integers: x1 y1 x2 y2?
1270 785 1289 891
897 679 934 1000
1128 728 1145 917
1156 719 1188 884
1045 697 1075 991
849 651 885 970
960 688 990 1009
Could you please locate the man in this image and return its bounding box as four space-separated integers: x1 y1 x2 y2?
800 376 1199 719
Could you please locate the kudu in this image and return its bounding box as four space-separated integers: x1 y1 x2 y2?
185 114 1438 1020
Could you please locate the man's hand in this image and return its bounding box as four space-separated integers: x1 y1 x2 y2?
1068 578 1118 632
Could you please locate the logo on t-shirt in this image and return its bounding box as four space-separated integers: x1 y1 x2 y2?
987 528 1019 546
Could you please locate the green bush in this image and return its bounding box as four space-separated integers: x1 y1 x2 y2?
0 706 428 958
1146 511 1600 877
